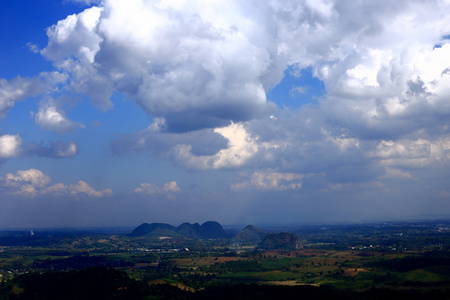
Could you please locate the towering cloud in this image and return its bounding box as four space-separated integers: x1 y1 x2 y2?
39 0 450 135
40 0 285 131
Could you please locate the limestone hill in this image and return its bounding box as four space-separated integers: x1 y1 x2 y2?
130 221 227 239
257 232 302 250
234 225 266 244
130 223 178 237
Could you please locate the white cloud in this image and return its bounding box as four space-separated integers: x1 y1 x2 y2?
163 181 181 193
231 169 303 191
7 0 450 204
28 0 450 178
321 128 360 153
111 123 228 157
40 0 280 130
0 134 22 158
0 169 112 198
43 182 67 194
56 142 79 157
133 181 181 197
2 169 51 197
26 42 40 54
99 0 450 176
25 0 450 134
65 0 102 5
326 181 384 192
42 6 103 64
172 122 277 170
0 134 79 160
43 180 113 197
6 169 51 187
371 137 450 168
381 167 412 179
133 183 159 194
213 122 261 169
42 6 112 110
0 77 43 119
289 86 307 97
35 101 84 133
42 181 112 197
68 180 113 197
0 72 67 120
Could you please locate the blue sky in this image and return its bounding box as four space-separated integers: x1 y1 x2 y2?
1 0 450 228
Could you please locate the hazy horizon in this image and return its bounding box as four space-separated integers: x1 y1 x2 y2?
1 0 450 228
1 215 450 232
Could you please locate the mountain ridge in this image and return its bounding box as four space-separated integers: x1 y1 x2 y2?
130 221 227 239
234 224 266 244
257 232 303 250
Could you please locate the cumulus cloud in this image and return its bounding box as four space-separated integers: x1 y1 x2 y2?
92 0 450 170
172 122 280 170
242 109 386 184
42 6 113 110
244 108 450 185
370 137 450 168
65 0 102 5
35 100 84 133
0 77 43 119
0 134 22 158
0 169 112 198
0 72 67 120
231 169 303 191
0 133 80 160
111 121 228 157
6 169 51 187
43 181 112 197
68 180 112 197
112 120 275 170
0 133 79 160
33 1 450 120
381 167 413 180
24 141 80 158
134 181 181 199
41 0 281 130
1 169 51 197
10 0 450 201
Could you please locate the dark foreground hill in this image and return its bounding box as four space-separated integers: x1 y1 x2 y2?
130 221 227 239
2 266 439 300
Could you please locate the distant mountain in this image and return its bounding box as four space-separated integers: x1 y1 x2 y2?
257 232 302 250
234 225 266 244
130 223 178 237
176 222 203 239
200 221 227 238
130 221 227 239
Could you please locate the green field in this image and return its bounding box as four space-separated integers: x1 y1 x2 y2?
1 221 450 298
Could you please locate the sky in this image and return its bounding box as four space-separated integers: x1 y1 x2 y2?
1 0 450 228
